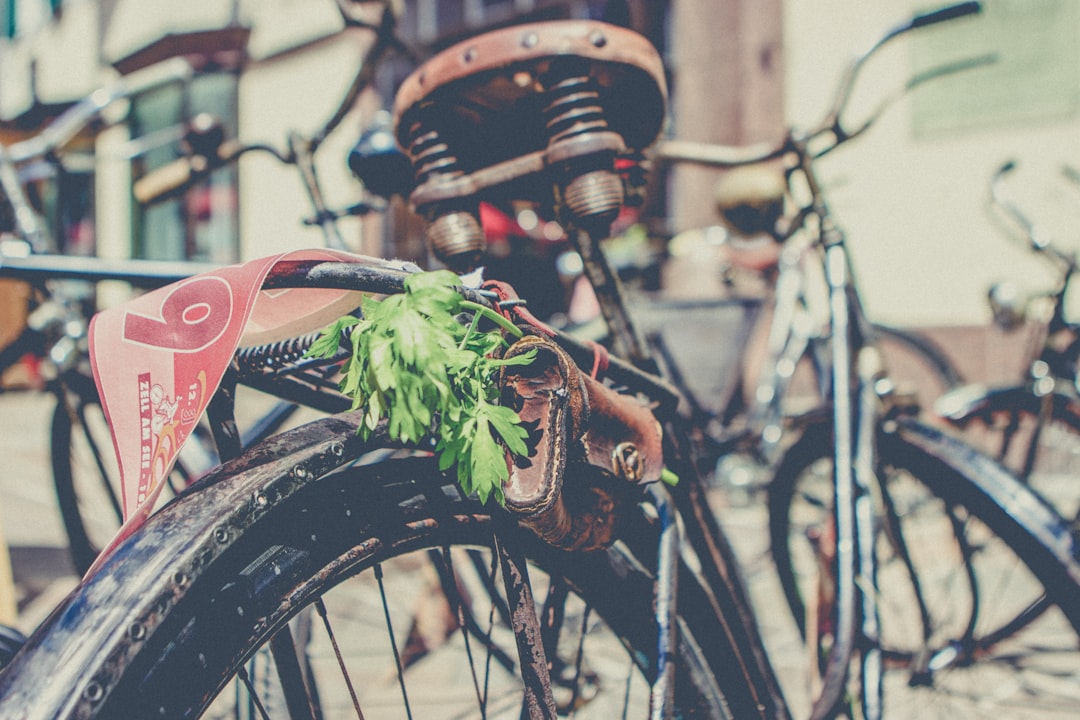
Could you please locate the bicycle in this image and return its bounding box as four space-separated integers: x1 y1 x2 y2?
936 159 1080 523
659 3 1080 717
0 6 1077 720
0 0 417 576
659 169 963 499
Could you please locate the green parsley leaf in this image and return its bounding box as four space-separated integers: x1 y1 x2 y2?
306 271 533 505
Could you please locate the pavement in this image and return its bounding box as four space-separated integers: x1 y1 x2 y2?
0 390 81 635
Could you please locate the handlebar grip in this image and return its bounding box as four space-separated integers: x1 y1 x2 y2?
132 140 240 205
133 156 202 205
910 1 981 29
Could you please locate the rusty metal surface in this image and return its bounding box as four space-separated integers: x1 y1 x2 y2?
580 371 664 485
495 526 557 719
393 20 666 158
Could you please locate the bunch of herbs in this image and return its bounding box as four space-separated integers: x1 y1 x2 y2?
306 270 534 504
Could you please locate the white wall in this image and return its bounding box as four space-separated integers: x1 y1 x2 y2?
237 27 375 260
783 1 1080 327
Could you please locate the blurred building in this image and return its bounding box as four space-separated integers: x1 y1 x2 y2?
0 0 781 262
2 0 1078 349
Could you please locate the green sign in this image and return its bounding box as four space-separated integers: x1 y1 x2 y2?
911 0 1079 137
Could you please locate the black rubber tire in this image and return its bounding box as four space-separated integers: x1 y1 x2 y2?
768 418 1080 718
4 414 750 720
948 392 1080 523
49 371 124 575
50 371 207 576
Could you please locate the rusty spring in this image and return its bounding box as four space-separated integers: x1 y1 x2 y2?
543 70 623 229
404 120 484 270
406 123 463 186
544 73 609 146
235 331 333 375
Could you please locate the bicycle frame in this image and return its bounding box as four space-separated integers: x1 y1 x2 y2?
734 232 831 462
791 138 887 720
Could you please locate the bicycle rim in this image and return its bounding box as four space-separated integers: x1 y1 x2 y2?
768 422 1080 719
960 404 1080 522
4 415 738 719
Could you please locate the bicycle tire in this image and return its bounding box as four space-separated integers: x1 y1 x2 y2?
940 386 1080 522
50 371 215 575
50 371 127 575
768 417 1080 718
4 412 761 720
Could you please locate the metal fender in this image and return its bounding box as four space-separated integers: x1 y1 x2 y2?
885 415 1080 605
933 382 1080 433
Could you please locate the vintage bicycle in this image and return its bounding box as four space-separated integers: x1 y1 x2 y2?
937 159 1080 521
657 164 964 501
0 4 1077 720
660 3 1080 717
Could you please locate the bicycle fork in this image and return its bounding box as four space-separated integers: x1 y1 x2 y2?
809 236 884 720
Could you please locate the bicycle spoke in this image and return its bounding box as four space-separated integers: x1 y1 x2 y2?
469 547 512 627
439 547 488 718
74 400 123 523
431 548 516 674
566 605 592 716
316 595 369 720
235 666 273 720
481 544 501 713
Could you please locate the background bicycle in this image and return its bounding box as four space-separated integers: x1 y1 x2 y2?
649 162 964 502
660 3 1080 717
937 159 1080 522
0 0 423 576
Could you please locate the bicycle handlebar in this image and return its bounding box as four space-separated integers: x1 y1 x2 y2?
654 2 983 170
990 160 1077 270
910 1 981 29
0 57 196 251
654 139 788 170
5 57 194 165
133 138 246 205
132 1 412 213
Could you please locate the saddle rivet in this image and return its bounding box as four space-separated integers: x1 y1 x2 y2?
128 622 146 641
589 30 607 48
522 31 538 48
83 681 105 703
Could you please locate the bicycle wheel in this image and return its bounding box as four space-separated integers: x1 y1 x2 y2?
50 371 211 575
768 419 1080 719
940 388 1080 522
3 412 757 720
